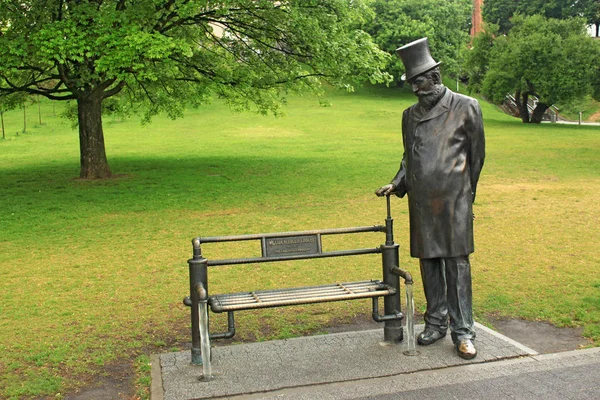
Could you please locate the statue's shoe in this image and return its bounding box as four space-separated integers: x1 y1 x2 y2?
417 328 446 346
456 339 477 360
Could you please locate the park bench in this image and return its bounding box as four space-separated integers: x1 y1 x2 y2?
184 197 412 370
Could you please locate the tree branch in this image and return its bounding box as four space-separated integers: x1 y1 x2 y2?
102 81 126 99
57 63 83 97
0 84 77 101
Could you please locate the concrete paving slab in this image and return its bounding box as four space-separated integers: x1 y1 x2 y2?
230 348 600 400
152 323 538 400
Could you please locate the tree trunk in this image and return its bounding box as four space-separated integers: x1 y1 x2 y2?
530 103 549 124
38 97 42 125
515 91 530 123
1 111 5 139
77 92 112 179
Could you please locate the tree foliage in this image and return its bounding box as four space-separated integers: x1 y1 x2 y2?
364 0 472 84
0 92 26 114
0 0 390 178
469 15 600 123
483 0 600 34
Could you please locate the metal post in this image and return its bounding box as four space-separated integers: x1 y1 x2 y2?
381 196 403 342
188 238 208 365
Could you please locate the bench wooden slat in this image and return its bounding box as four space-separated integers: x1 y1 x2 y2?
208 280 395 313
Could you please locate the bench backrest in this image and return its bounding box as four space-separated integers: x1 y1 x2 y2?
195 225 387 267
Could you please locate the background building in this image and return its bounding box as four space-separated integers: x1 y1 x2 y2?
471 0 483 37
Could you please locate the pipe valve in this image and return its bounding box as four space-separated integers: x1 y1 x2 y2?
195 282 208 301
390 266 413 284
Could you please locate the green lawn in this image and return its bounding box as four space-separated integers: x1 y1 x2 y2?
1 86 599 399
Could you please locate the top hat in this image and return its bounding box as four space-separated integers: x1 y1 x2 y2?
395 38 441 82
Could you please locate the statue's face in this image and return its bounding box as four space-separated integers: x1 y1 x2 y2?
409 74 436 98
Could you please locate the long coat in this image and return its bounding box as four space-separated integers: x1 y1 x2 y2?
391 88 485 259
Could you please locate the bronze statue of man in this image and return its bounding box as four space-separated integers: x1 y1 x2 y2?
376 38 485 360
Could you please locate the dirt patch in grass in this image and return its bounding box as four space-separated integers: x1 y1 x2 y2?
64 361 134 400
589 110 600 122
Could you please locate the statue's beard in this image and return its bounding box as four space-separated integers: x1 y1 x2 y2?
417 85 444 110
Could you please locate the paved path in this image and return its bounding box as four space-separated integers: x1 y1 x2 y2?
544 120 600 126
149 322 599 399
231 348 600 400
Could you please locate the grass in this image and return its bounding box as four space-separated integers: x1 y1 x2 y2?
1 85 599 398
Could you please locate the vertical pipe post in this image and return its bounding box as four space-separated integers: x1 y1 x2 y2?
189 238 208 365
381 196 403 342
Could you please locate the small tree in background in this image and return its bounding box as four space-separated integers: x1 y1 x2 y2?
0 107 4 139
0 93 27 137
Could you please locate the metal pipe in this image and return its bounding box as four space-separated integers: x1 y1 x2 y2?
379 196 404 342
385 196 394 246
371 297 404 322
214 281 386 299
211 289 395 312
218 288 378 302
390 266 413 284
209 312 236 340
207 247 381 266
214 280 383 295
198 225 385 243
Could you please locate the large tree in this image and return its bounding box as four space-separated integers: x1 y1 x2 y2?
483 0 600 34
364 0 472 85
473 15 600 123
0 0 389 179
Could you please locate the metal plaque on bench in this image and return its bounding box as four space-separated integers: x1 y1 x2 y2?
264 235 320 258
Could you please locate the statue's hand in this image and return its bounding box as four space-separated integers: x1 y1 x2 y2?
375 184 396 197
